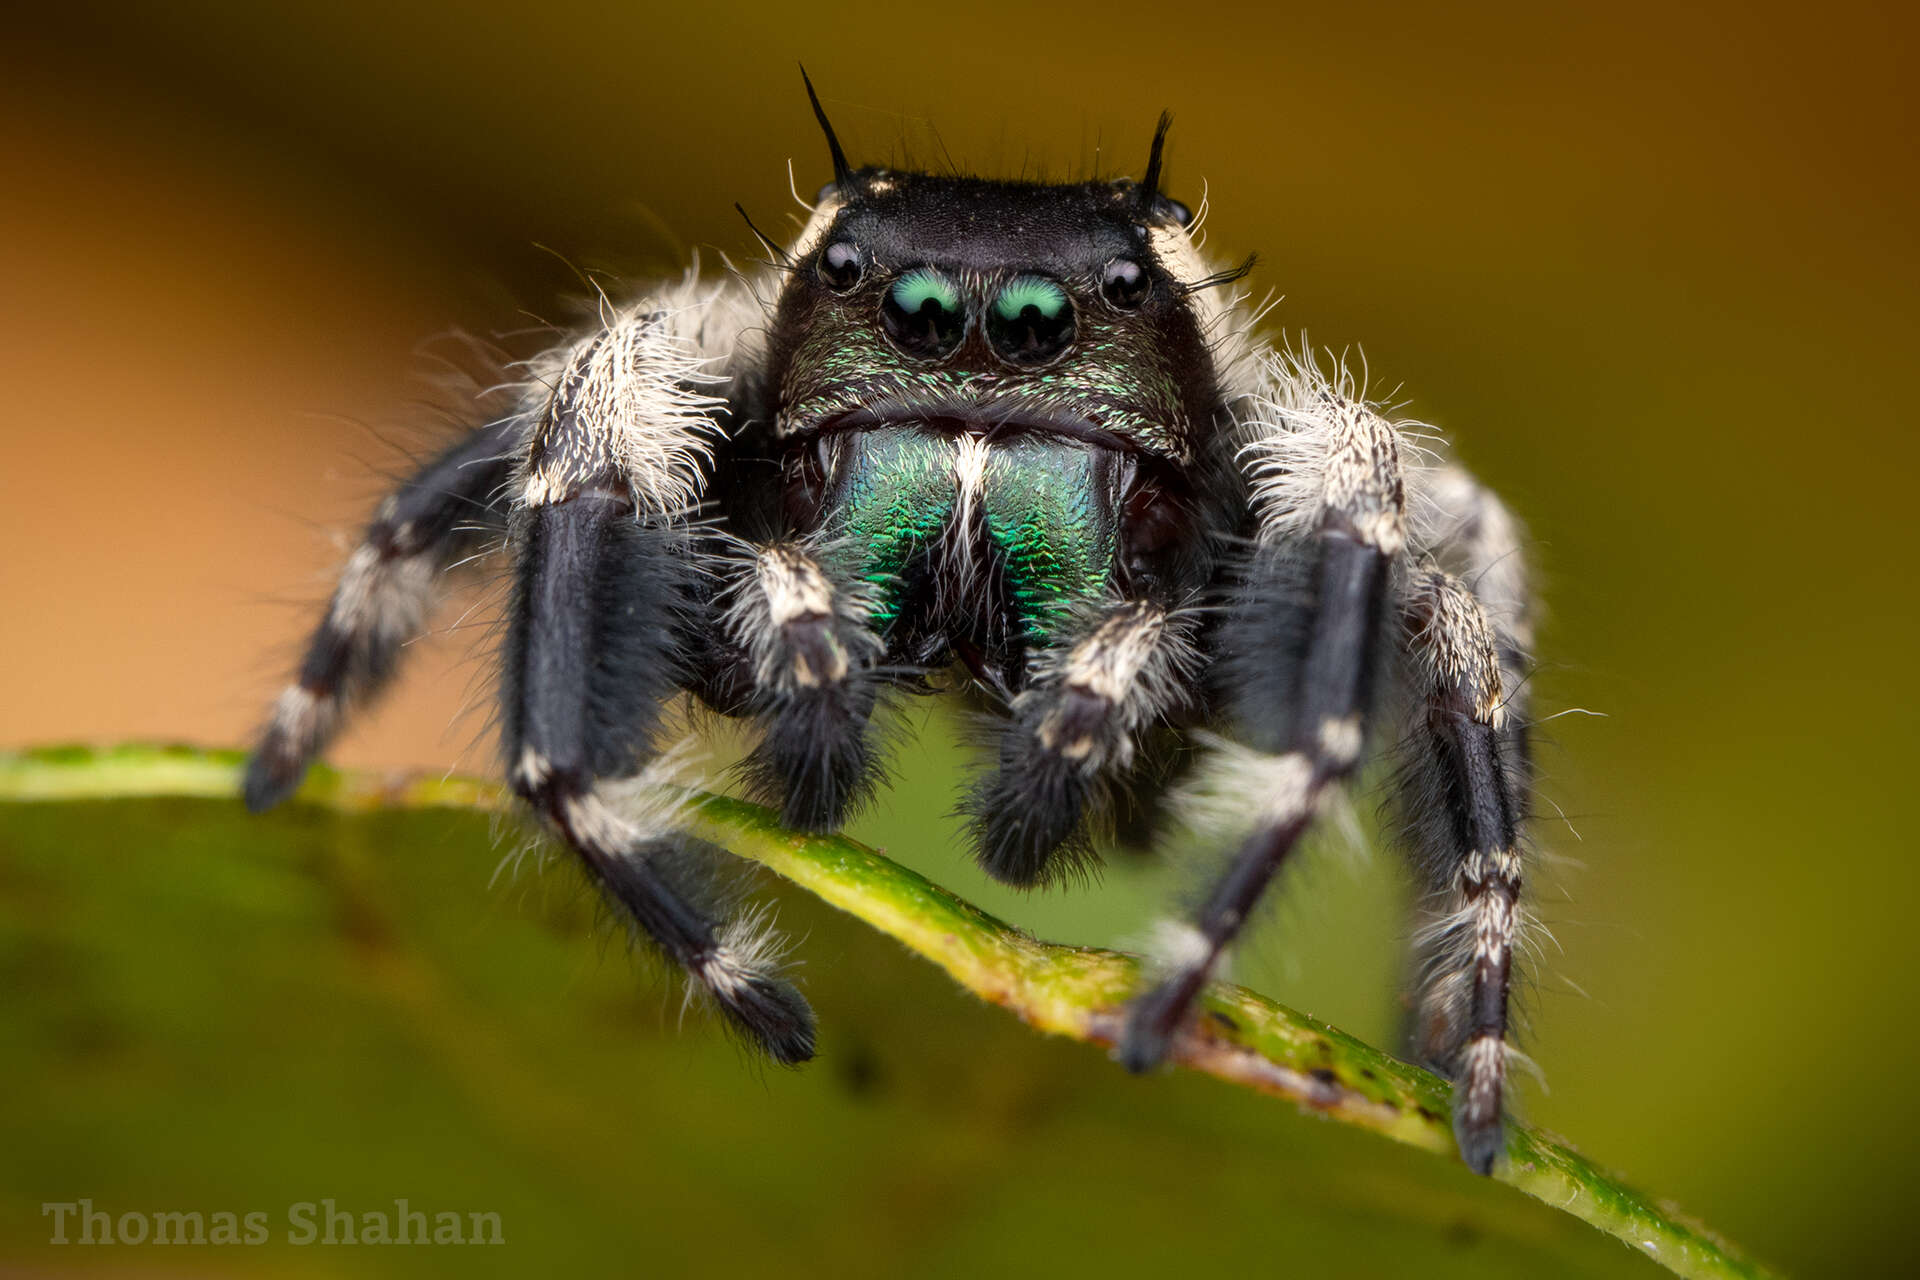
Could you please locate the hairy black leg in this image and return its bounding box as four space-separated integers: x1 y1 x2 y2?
1396 567 1529 1173
1421 464 1534 768
1119 354 1408 1073
506 306 814 1063
245 417 519 812
967 600 1197 887
506 497 813 1063
728 542 887 832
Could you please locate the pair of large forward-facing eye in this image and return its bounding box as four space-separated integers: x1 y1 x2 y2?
875 268 1075 365
819 245 1152 366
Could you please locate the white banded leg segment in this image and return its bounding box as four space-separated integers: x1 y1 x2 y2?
1399 567 1528 1174
547 780 815 1066
245 417 521 811
729 542 887 833
1420 465 1534 660
501 285 814 1059
1121 348 1408 1073
1238 347 1414 560
1419 464 1535 765
507 506 817 1063
1033 602 1197 772
518 292 734 514
727 543 882 696
504 280 747 800
971 601 1199 887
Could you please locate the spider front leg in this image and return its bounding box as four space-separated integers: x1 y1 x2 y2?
969 598 1199 886
245 416 520 811
505 307 816 1064
1118 355 1408 1076
725 539 888 832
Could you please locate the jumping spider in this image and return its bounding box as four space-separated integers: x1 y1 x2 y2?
245 76 1537 1174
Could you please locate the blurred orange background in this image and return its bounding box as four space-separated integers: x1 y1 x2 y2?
3 2 1917 1275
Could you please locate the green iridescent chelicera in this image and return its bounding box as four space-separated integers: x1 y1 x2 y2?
825 428 957 627
982 437 1114 634
825 427 1114 641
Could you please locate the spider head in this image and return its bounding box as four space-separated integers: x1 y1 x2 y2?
755 88 1242 675
768 167 1223 463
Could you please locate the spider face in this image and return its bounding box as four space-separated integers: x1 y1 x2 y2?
245 78 1543 1177
768 170 1226 688
772 170 1217 461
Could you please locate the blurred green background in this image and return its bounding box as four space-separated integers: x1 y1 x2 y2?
1 1 1915 1275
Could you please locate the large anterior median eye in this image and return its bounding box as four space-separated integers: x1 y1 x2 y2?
880 268 966 360
987 275 1074 366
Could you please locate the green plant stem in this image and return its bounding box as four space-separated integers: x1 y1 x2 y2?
0 743 1774 1280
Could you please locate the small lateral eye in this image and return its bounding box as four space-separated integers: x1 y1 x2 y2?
1101 259 1150 309
818 242 865 292
880 267 966 360
987 275 1074 366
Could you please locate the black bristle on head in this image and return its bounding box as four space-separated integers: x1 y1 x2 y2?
1138 111 1173 213
1180 254 1260 296
799 64 852 191
734 202 791 265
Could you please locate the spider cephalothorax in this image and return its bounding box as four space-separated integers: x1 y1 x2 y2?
245 75 1539 1175
757 160 1236 703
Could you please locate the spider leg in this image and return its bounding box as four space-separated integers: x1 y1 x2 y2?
244 417 519 811
726 540 888 832
1396 544 1533 1173
1420 463 1534 736
968 599 1198 886
1118 352 1408 1073
505 301 815 1064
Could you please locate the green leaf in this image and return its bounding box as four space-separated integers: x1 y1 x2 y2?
0 744 1773 1278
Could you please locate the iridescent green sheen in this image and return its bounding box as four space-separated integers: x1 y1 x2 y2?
993 276 1068 321
982 438 1115 638
826 428 957 627
890 268 962 317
